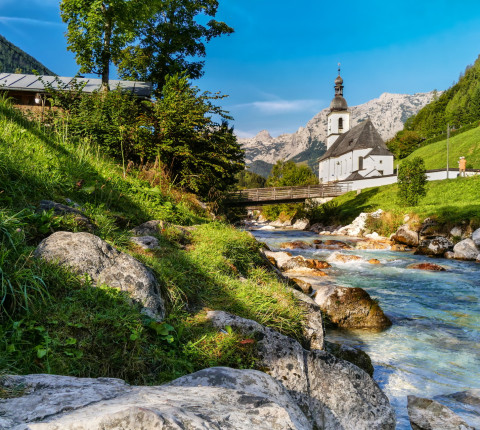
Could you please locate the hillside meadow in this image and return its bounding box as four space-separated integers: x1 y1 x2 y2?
0 97 305 383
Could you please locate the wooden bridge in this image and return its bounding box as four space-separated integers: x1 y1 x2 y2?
226 183 351 206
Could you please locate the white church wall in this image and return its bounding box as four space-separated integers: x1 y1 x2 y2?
362 154 394 176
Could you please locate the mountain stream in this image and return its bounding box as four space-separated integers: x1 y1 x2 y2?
251 228 480 429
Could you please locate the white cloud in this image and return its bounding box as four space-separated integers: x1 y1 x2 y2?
236 99 322 114
0 16 64 27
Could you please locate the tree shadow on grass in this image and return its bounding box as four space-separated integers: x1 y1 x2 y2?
335 188 381 223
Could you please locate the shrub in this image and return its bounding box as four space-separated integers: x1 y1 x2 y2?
397 157 428 206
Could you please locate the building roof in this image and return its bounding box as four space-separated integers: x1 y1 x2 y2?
319 119 393 161
344 171 365 181
0 73 152 99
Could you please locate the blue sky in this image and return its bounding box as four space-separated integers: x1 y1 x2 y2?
2 0 480 138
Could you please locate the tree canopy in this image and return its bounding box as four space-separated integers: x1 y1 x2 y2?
266 160 318 187
60 0 232 92
117 0 233 95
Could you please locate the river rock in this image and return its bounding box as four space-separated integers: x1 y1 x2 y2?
472 228 480 247
369 258 381 264
309 223 324 233
280 240 312 250
291 278 313 294
263 250 293 269
270 219 292 228
419 218 441 239
450 226 463 238
282 256 331 271
444 389 480 408
206 311 395 430
408 262 446 271
453 239 479 261
327 251 363 264
292 218 310 230
0 369 312 430
290 289 325 350
313 284 391 329
34 231 165 320
356 240 391 250
392 224 419 246
336 209 383 237
416 237 453 256
324 341 374 377
407 395 475 430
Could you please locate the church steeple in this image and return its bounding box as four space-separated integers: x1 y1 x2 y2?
326 64 350 149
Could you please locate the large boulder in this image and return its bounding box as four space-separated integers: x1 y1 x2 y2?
207 311 395 430
292 218 310 230
34 231 164 320
407 395 475 430
314 284 392 329
416 236 453 256
290 289 325 351
324 341 374 377
472 228 480 247
392 224 419 246
0 369 312 430
282 256 331 271
453 239 479 261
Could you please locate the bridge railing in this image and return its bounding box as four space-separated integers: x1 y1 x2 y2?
227 182 352 203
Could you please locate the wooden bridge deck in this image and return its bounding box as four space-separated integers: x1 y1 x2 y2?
226 183 351 206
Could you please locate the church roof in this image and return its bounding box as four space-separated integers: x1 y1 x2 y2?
318 119 393 161
344 171 365 181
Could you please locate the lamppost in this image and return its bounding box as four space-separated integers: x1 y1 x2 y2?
34 92 45 123
446 123 450 179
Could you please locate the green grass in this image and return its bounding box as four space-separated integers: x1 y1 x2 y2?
0 97 306 385
330 174 480 228
399 125 480 170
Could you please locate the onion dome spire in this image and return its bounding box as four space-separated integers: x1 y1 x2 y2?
330 63 348 111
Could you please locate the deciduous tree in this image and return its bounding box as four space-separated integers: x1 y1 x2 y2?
60 0 154 89
117 0 233 94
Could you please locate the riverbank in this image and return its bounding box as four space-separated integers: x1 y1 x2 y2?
249 226 480 429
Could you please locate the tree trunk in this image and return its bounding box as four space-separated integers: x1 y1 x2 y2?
101 5 112 91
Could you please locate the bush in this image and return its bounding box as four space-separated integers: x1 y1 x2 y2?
397 157 427 206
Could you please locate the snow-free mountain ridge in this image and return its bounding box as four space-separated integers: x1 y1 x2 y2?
239 91 437 176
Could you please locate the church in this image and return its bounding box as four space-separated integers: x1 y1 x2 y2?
318 70 394 183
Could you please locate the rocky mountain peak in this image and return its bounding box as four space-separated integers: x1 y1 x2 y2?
239 91 437 174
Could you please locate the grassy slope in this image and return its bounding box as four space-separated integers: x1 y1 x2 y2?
328 125 480 230
331 175 480 228
0 98 304 383
399 125 480 170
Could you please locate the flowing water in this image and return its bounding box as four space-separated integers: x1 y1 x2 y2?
251 228 480 429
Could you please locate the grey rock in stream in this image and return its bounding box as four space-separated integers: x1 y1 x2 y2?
0 369 312 430
453 239 480 261
207 310 395 430
407 395 475 430
392 224 419 246
34 231 164 321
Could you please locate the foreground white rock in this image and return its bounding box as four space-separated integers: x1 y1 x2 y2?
0 369 312 430
34 231 164 320
207 311 395 430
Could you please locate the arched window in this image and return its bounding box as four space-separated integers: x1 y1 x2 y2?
338 117 343 131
